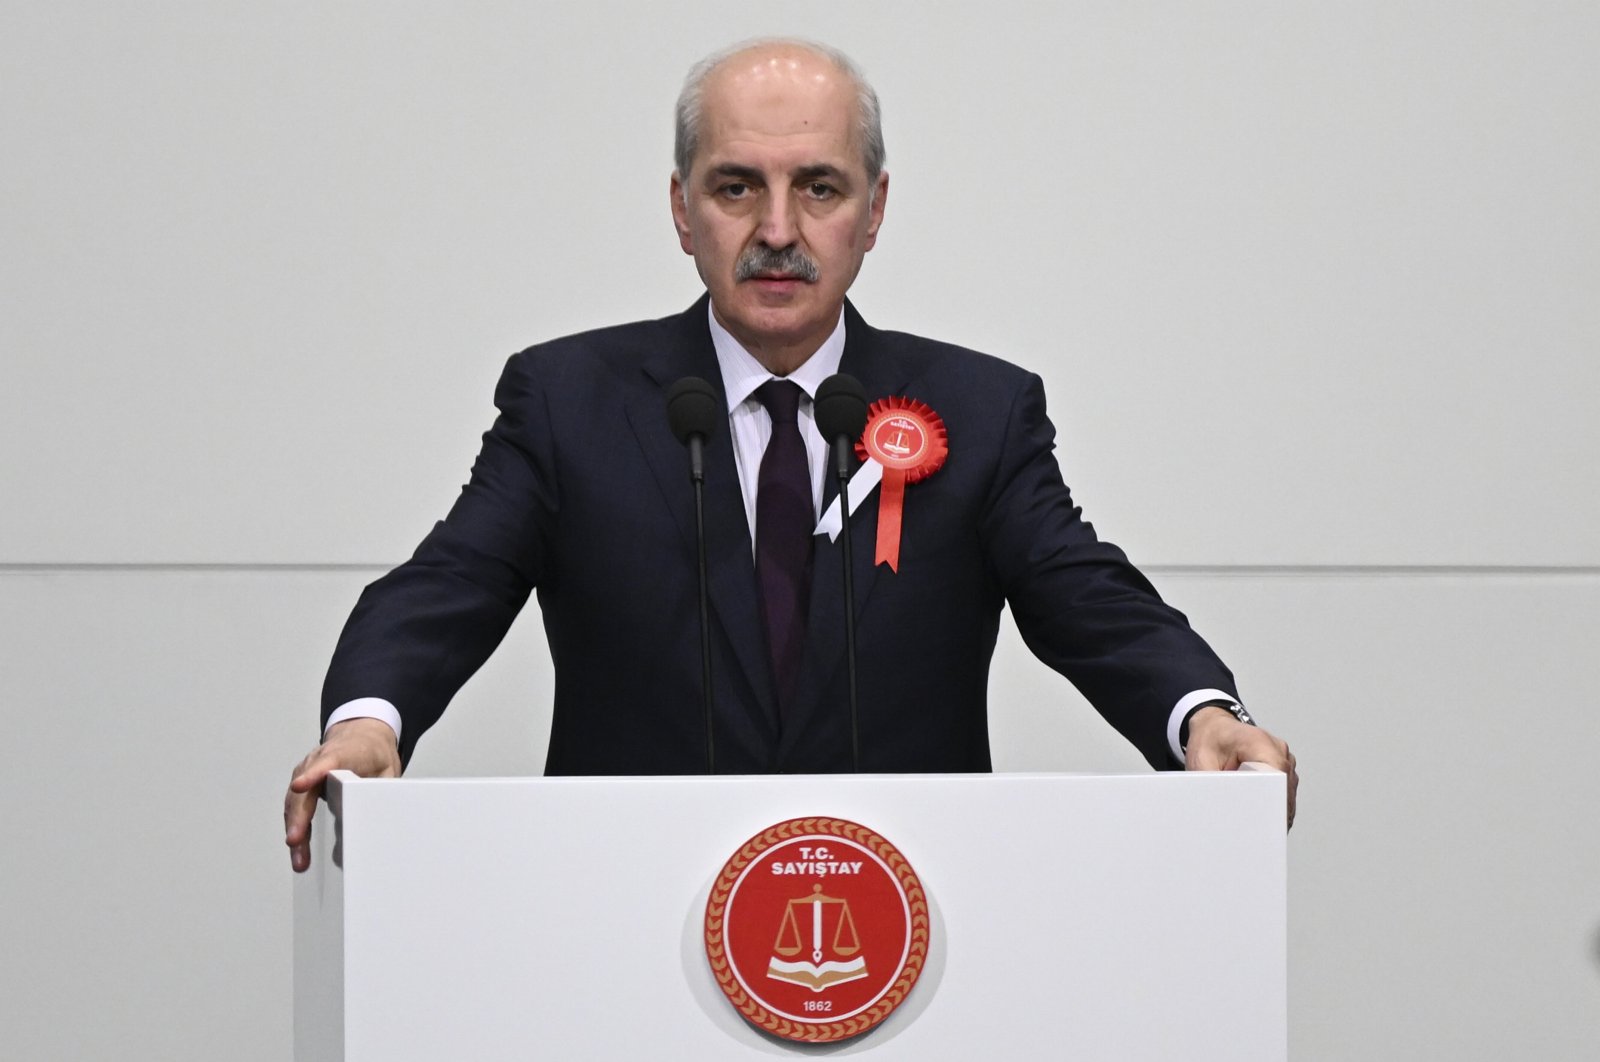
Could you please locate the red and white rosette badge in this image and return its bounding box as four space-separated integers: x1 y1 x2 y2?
856 398 948 571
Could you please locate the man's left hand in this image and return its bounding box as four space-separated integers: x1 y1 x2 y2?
1184 706 1298 829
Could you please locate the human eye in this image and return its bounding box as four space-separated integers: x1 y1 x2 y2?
719 181 752 200
804 181 837 200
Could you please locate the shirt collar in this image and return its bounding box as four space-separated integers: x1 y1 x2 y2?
707 301 846 411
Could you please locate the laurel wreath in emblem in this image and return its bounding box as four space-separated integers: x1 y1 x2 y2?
704 817 930 1043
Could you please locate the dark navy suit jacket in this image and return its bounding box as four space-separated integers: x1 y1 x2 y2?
322 296 1239 774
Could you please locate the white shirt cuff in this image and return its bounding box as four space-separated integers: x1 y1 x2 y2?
1166 689 1246 762
325 697 402 742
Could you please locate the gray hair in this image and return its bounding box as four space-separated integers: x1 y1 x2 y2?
673 38 885 182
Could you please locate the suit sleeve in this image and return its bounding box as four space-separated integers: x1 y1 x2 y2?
320 351 558 767
980 371 1239 770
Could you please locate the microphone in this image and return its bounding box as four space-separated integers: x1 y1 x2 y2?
666 376 720 773
667 376 720 483
815 374 869 481
814 373 868 772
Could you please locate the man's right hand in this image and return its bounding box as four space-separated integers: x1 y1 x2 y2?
283 717 401 873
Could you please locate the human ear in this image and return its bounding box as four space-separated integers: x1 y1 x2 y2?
669 172 695 254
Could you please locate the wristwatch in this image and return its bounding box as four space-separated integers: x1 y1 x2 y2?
1179 699 1255 751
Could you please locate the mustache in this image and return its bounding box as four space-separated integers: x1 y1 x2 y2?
735 244 820 283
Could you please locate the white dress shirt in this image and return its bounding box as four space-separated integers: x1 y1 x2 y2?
708 303 844 544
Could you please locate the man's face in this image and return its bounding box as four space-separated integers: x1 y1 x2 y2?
671 48 888 370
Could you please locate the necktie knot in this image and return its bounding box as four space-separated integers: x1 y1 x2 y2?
755 379 804 427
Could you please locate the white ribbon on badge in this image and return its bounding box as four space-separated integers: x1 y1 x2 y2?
813 458 884 540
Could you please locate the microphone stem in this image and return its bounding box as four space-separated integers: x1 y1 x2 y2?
691 438 715 774
835 438 860 773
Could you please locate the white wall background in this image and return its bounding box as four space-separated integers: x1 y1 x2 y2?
2 2 1596 1058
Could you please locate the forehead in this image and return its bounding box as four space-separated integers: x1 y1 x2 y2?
695 50 863 173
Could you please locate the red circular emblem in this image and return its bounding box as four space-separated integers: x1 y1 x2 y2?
704 818 930 1043
858 397 948 480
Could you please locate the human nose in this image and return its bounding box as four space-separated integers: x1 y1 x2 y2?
756 189 799 248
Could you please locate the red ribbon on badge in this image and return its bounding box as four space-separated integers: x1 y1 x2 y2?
855 397 949 572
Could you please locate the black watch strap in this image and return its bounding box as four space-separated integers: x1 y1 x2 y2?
1179 699 1255 751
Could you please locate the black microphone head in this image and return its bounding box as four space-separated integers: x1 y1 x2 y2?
815 373 868 443
666 376 720 444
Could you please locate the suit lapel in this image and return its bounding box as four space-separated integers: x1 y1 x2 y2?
783 303 915 760
625 298 780 743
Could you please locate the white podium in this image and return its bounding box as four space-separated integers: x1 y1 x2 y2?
295 771 1285 1060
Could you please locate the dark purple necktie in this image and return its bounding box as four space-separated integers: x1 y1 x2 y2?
754 380 813 717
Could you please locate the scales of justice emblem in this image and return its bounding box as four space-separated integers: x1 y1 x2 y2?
874 415 926 462
705 818 930 1043
766 883 868 991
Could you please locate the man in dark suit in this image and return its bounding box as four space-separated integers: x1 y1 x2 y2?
285 38 1297 871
